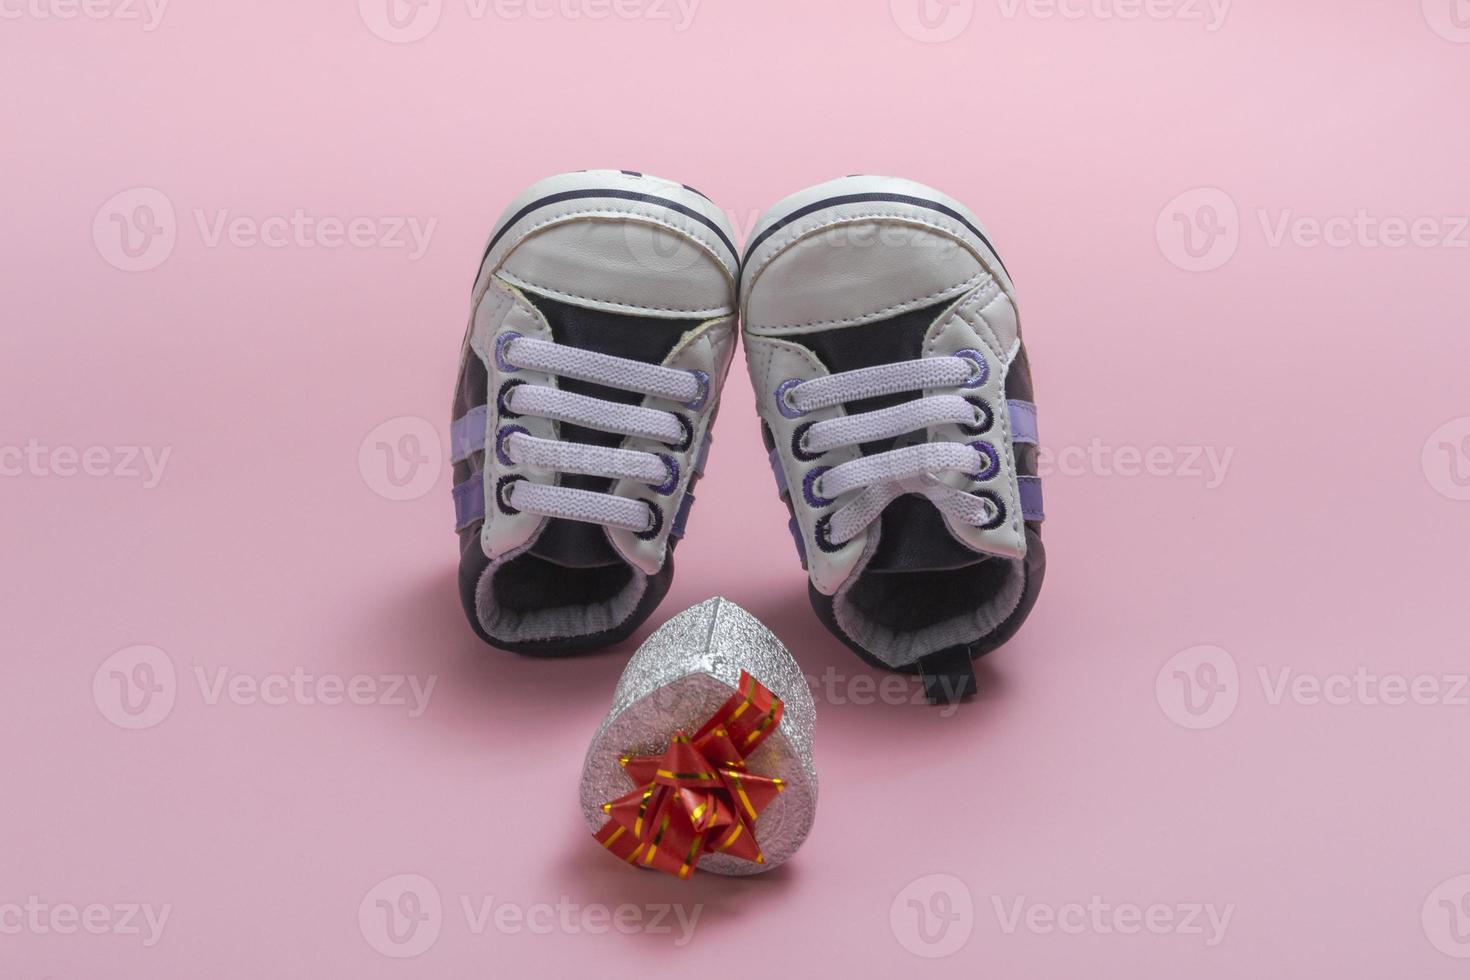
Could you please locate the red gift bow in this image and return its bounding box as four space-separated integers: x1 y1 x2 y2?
594 671 786 879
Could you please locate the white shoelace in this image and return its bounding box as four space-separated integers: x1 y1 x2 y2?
780 353 1002 547
495 333 704 534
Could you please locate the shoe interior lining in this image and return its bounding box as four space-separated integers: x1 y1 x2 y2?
833 552 1025 669
476 552 646 646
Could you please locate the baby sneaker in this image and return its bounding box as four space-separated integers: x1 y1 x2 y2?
741 176 1046 702
451 170 740 653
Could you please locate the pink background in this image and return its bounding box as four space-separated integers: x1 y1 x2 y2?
4 0 1470 975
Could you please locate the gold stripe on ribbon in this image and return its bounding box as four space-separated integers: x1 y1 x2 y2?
678 834 705 880
643 814 670 866
634 786 654 838
742 701 782 748
716 822 743 852
726 772 758 821
727 681 758 722
655 769 718 782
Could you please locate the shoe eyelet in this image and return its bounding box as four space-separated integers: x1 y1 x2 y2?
494 475 522 516
968 441 1000 482
774 379 807 420
684 370 711 411
496 379 527 419
636 501 665 541
813 513 844 553
961 397 995 435
494 332 523 374
955 349 990 389
970 489 1006 530
665 413 695 453
648 453 680 496
802 466 835 508
494 425 529 467
791 421 822 462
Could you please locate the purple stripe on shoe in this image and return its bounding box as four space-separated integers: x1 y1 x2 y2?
670 490 696 540
1008 400 1039 446
453 473 484 530
694 429 714 477
451 406 488 464
768 448 788 496
788 516 808 569
1017 475 1044 523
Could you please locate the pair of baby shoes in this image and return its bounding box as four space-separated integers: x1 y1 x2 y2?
450 170 1045 701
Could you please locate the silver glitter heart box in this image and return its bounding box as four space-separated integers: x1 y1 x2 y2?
579 597 818 875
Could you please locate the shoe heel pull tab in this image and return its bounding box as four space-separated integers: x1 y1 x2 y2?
919 646 977 705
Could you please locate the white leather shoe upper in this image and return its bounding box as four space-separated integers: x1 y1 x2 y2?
458 170 739 578
742 176 1035 667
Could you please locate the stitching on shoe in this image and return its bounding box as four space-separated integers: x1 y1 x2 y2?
744 213 984 296
602 316 735 571
496 269 733 317
923 285 1024 544
490 208 736 284
751 270 990 331
950 288 1008 362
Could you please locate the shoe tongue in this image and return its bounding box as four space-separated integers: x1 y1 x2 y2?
794 299 982 573
527 516 624 569
516 292 697 572
865 494 989 574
